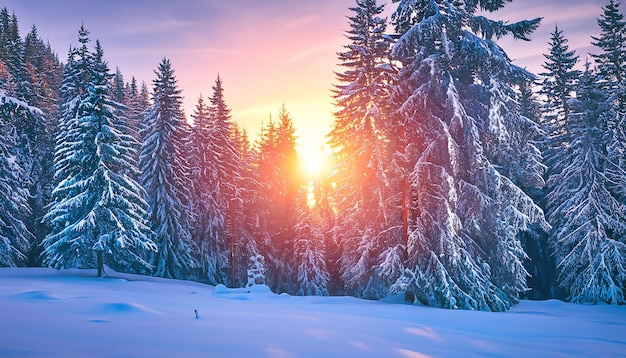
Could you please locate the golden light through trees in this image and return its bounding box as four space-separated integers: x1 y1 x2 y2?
297 145 332 208
299 145 326 177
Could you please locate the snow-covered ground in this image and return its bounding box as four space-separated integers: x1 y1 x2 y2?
0 268 624 357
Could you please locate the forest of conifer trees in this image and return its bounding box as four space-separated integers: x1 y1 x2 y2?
0 0 625 311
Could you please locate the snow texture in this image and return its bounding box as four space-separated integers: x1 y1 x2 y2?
0 267 624 357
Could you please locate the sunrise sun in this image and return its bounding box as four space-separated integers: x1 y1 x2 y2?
299 145 328 178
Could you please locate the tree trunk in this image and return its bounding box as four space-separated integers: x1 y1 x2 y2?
97 250 103 278
401 177 409 252
230 200 236 288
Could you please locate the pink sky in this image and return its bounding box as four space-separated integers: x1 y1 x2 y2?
4 0 612 150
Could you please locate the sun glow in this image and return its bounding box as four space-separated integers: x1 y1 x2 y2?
300 146 326 177
298 145 331 208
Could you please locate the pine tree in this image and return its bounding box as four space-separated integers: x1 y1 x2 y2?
187 94 228 284
387 0 547 311
540 26 580 122
42 29 155 276
139 58 196 279
245 254 266 291
253 117 280 287
546 62 626 304
2 18 60 265
204 75 243 286
126 76 147 137
540 25 580 160
2 11 31 102
252 106 301 293
0 17 59 265
535 26 582 299
231 126 260 288
0 91 37 267
294 205 329 296
112 67 126 106
328 0 397 299
591 0 626 111
591 0 626 198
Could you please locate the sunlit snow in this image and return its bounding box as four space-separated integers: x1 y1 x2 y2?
1 268 624 357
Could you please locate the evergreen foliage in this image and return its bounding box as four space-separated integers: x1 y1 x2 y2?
293 203 329 296
540 26 580 127
253 106 302 293
187 94 228 284
246 253 266 291
3 0 626 310
591 0 626 111
139 58 195 279
230 126 261 288
328 0 399 299
42 28 155 276
387 0 547 311
546 62 626 304
0 10 61 266
0 91 37 266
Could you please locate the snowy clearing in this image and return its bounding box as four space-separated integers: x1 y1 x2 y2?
0 268 624 357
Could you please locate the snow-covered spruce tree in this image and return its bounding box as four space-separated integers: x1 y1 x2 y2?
245 253 266 292
205 75 242 286
271 105 300 293
126 77 148 141
252 106 301 293
536 25 581 299
187 94 228 284
387 0 548 311
42 30 155 277
112 67 126 106
0 14 60 266
519 25 581 300
0 10 33 103
294 204 329 296
591 0 626 200
540 26 580 156
139 58 196 279
591 0 626 112
22 25 62 265
329 0 399 299
0 91 37 267
231 126 260 288
546 62 626 305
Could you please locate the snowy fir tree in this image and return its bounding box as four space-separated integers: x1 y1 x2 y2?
546 61 626 305
230 126 261 288
245 253 266 291
0 90 38 267
387 0 548 311
251 105 303 294
294 204 329 296
591 0 626 112
591 0 626 201
328 0 400 299
203 75 244 286
22 25 62 264
0 11 61 265
126 77 148 142
42 29 155 277
187 94 229 284
539 25 581 163
139 58 196 279
533 26 582 299
543 2 626 305
112 67 126 106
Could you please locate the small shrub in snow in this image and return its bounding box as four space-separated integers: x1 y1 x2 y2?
245 254 266 292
